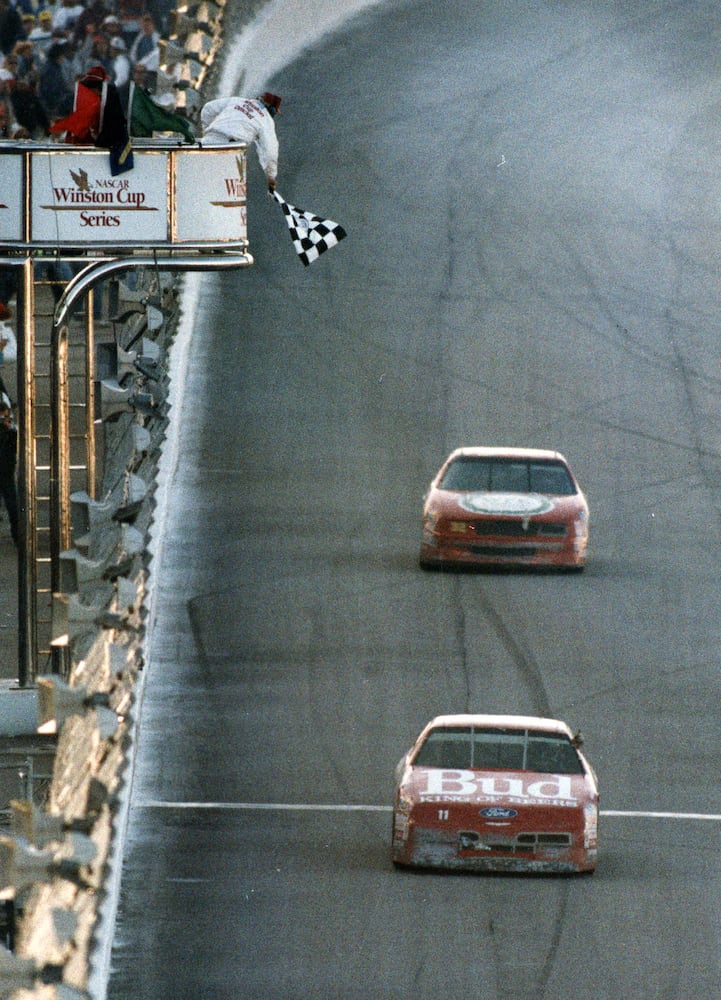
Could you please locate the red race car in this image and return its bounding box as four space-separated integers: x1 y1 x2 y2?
392 714 598 873
419 447 589 570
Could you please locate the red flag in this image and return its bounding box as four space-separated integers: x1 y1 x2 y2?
50 81 102 143
50 67 133 175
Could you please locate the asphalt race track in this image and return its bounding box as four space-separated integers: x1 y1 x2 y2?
106 2 721 998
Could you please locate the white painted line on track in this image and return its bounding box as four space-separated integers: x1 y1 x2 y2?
139 801 721 820
600 810 721 821
140 801 391 811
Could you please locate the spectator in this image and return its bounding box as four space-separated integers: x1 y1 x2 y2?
55 32 78 89
72 0 107 48
27 10 54 56
77 31 112 76
13 39 37 80
0 301 15 397
128 13 159 71
101 13 122 42
9 44 50 136
0 269 14 308
0 393 18 548
109 34 130 92
15 79 50 136
152 50 183 109
19 12 35 39
53 0 85 37
0 83 30 137
0 303 17 548
38 40 73 120
126 57 153 105
0 49 15 81
0 0 23 56
116 0 143 47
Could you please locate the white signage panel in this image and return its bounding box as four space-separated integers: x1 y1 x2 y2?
174 148 247 243
30 151 169 244
0 153 24 241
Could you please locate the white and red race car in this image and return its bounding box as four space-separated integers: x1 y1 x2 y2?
419 447 589 570
392 714 598 873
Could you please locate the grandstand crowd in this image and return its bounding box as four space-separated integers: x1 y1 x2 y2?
0 0 191 138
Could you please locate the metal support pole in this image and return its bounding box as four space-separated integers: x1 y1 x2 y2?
85 289 96 497
49 313 70 675
15 258 34 688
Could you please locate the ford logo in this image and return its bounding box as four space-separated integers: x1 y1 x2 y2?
480 807 517 819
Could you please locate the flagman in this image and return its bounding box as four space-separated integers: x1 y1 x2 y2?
200 92 281 192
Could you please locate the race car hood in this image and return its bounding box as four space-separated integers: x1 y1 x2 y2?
429 489 583 520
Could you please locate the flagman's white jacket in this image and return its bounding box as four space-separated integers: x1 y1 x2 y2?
201 97 279 182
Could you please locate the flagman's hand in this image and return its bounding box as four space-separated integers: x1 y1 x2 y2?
267 177 277 192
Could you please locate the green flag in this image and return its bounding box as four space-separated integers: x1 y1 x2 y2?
129 83 195 142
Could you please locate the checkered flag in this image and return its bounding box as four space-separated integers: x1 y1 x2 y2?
272 190 347 266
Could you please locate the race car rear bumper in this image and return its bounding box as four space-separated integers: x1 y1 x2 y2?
393 816 598 874
393 826 596 873
419 538 586 569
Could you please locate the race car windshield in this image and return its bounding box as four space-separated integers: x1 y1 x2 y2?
439 458 576 496
413 727 585 775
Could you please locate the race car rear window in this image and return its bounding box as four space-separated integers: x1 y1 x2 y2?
413 727 585 775
439 458 576 496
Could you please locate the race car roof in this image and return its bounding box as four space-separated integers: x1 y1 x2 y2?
446 447 568 463
423 714 574 736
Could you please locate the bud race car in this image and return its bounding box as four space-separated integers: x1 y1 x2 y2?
419 447 589 570
392 714 598 873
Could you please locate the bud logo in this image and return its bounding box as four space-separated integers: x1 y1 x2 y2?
421 770 577 806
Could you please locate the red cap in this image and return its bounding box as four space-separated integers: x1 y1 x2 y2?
260 92 281 112
85 65 109 81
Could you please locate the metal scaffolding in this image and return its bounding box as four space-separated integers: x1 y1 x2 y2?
0 139 254 684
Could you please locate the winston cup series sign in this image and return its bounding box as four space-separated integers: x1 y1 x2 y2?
0 144 248 247
32 153 169 243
